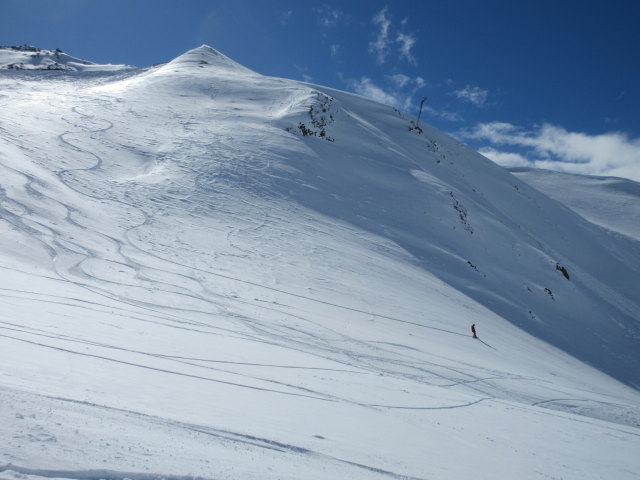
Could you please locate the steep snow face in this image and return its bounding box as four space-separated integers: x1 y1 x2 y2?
274 87 640 389
298 89 640 386
0 45 133 71
0 45 639 479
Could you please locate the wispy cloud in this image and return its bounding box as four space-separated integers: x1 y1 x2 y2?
463 122 640 181
477 147 531 167
347 75 428 112
454 85 489 106
344 75 461 122
352 76 402 107
387 74 425 89
369 7 392 64
330 44 340 57
388 73 411 88
425 106 464 123
368 7 417 66
396 32 417 65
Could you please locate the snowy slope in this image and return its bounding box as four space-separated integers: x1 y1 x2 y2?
0 45 639 480
510 167 640 242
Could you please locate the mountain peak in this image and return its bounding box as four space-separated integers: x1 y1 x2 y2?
163 44 255 74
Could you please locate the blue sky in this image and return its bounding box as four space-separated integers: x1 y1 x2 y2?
3 0 640 181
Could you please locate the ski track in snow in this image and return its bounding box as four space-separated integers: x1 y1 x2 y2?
0 101 513 400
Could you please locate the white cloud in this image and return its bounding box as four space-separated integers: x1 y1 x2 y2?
345 76 462 123
396 32 417 65
369 7 418 66
369 7 392 65
464 122 640 182
352 77 403 108
425 106 464 123
388 73 411 88
454 85 489 106
478 147 531 167
348 76 438 116
330 44 340 57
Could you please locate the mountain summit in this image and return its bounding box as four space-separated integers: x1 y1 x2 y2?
0 46 639 479
162 44 257 73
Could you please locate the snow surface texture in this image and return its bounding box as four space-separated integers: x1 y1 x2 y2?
0 45 639 479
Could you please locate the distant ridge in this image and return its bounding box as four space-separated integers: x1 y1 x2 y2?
0 44 133 71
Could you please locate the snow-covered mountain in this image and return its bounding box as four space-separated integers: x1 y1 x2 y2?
0 45 133 72
0 45 639 480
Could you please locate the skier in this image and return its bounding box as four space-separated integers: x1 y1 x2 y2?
471 324 477 338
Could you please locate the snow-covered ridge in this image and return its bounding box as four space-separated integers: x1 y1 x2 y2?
0 45 133 71
0 45 639 479
510 167 640 242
